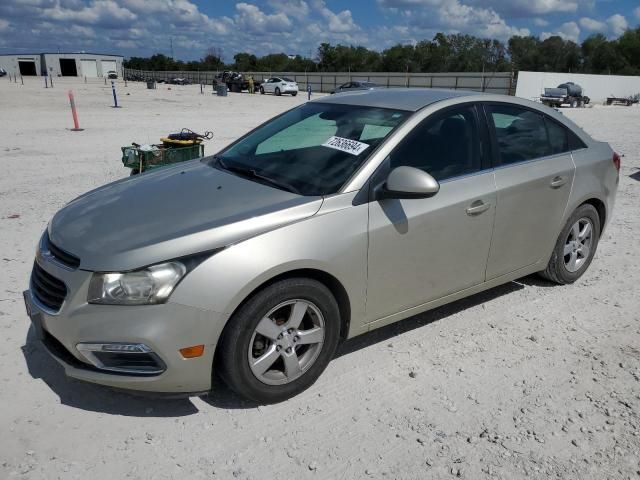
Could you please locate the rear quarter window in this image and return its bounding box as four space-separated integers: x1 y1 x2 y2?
545 116 587 154
545 118 568 155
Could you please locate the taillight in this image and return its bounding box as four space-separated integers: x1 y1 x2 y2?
612 152 621 171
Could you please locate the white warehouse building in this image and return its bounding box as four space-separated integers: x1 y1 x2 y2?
0 52 123 78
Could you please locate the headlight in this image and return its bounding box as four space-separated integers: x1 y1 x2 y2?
88 261 187 305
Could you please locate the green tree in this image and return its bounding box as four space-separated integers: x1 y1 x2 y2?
508 36 541 71
617 27 640 74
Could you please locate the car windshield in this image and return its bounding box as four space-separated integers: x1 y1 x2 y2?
210 103 410 196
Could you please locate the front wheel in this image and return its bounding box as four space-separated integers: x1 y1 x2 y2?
217 278 341 403
539 204 600 284
275 87 281 96
259 87 264 95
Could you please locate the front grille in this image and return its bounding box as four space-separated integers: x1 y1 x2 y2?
31 262 67 312
45 233 80 269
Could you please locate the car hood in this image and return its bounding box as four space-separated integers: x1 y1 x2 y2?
49 160 323 271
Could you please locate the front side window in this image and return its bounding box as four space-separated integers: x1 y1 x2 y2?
487 105 550 165
212 103 410 196
390 105 482 181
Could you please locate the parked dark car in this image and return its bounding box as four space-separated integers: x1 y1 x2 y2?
331 81 379 94
0 68 7 77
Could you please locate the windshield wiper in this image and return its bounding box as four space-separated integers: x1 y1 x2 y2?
212 156 301 195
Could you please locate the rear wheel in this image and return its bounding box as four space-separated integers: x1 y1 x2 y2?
217 278 341 403
275 87 281 96
570 98 578 108
259 86 264 95
539 204 600 284
291 91 297 96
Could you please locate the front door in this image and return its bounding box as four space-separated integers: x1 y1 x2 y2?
366 104 496 322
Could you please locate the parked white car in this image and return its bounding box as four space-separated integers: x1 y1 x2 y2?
260 77 299 96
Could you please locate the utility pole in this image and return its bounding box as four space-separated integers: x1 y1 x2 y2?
170 37 174 59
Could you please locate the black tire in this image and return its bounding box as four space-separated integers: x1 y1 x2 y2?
539 204 600 284
129 168 139 176
259 86 264 95
291 91 297 97
570 99 578 108
275 87 281 96
217 278 341 403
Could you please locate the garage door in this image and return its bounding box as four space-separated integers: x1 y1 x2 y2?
101 60 117 76
18 60 37 76
81 59 98 77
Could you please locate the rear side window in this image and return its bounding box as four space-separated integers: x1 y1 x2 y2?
487 105 549 165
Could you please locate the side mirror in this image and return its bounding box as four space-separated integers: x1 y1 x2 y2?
378 166 440 200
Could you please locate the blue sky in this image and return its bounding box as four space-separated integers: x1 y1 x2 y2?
0 1 638 60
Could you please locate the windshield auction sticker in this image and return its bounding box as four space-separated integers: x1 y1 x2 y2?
322 136 369 156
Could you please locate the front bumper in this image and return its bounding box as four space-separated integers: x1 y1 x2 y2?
25 254 229 393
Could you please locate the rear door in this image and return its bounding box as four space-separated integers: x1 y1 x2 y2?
483 103 575 280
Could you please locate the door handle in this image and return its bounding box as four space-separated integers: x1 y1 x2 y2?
466 200 491 216
550 176 567 188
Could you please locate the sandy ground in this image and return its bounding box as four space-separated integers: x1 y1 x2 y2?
0 77 638 480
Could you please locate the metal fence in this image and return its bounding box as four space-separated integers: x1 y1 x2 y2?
124 68 515 95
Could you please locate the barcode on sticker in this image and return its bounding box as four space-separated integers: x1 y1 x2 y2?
322 136 369 156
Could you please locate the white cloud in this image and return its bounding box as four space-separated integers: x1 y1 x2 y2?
438 0 530 38
635 6 640 21
541 21 580 42
312 0 359 33
483 0 587 15
234 2 292 34
380 0 593 16
268 0 309 21
532 18 549 27
607 14 627 37
579 16 606 32
41 0 137 26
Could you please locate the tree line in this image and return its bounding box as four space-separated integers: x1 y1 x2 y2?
124 29 640 75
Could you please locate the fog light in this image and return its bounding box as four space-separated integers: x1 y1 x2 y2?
76 342 165 375
179 344 205 358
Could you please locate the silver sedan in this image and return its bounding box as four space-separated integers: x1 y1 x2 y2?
25 89 619 403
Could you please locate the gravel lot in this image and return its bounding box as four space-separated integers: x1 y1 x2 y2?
1 77 638 480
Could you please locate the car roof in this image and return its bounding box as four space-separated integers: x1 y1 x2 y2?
315 88 478 112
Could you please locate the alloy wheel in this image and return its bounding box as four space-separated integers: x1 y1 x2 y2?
247 300 325 385
563 217 593 273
